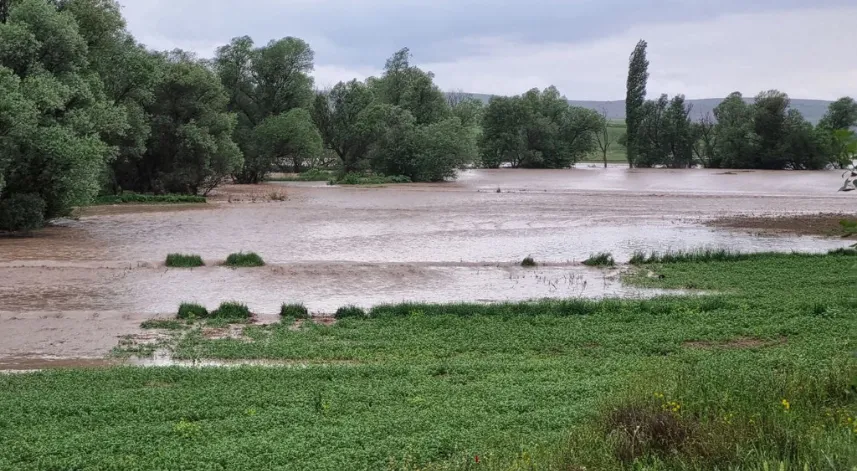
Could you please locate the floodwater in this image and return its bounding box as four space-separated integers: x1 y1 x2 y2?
1 168 854 360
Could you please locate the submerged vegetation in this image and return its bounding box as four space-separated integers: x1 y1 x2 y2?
164 253 205 268
176 303 209 320
328 173 411 185
583 252 616 267
94 193 206 205
211 302 252 321
280 303 310 319
224 252 265 267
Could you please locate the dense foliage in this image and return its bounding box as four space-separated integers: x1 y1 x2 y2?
480 87 602 168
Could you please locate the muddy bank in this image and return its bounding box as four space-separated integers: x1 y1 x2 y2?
708 213 857 238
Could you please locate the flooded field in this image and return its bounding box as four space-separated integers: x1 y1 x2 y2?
1 168 854 360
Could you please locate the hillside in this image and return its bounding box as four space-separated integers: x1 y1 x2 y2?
466 94 834 124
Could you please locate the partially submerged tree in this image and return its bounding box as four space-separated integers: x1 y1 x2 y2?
595 109 616 168
625 39 649 168
213 36 315 183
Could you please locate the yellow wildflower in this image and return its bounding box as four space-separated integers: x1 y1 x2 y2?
781 399 790 411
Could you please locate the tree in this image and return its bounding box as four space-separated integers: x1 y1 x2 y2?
143 51 242 195
254 108 322 173
311 80 380 173
480 95 527 168
595 109 615 168
751 90 791 169
713 92 756 168
213 36 315 183
0 0 125 228
691 113 719 168
662 95 695 168
625 39 649 168
480 87 600 169
819 97 857 130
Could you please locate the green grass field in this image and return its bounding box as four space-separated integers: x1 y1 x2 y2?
582 120 627 164
1 253 855 470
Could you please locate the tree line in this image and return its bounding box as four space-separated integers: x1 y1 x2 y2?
624 40 857 169
0 1 855 232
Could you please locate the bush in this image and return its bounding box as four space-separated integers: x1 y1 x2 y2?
165 253 204 267
0 193 46 232
211 302 251 320
521 256 537 267
177 303 208 320
629 251 647 265
224 252 265 267
334 305 367 319
280 303 310 319
583 252 616 267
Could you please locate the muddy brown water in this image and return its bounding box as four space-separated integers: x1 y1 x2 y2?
1 168 854 363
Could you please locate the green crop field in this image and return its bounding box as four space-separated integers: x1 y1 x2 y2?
582 120 627 164
1 252 856 470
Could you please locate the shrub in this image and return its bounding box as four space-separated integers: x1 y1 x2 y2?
165 253 204 267
521 256 537 267
211 302 252 320
280 303 310 319
335 305 367 319
0 193 46 232
583 252 615 267
629 251 648 265
224 252 265 267
177 303 208 320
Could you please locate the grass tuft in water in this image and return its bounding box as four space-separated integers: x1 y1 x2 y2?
165 253 204 268
583 252 615 267
211 302 252 320
334 305 367 319
176 303 208 320
521 256 537 267
280 303 310 319
224 252 265 267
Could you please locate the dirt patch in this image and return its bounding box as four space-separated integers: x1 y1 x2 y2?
708 213 857 238
683 337 786 350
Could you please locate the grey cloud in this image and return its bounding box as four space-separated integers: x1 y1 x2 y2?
121 0 851 66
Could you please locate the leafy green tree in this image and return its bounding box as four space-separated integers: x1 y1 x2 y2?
780 109 830 170
691 113 718 168
625 39 649 168
0 0 125 228
751 90 791 169
480 95 527 168
56 0 162 194
255 108 322 173
371 48 449 126
713 92 756 168
481 88 601 169
143 51 242 195
312 80 381 173
819 97 857 131
213 36 315 182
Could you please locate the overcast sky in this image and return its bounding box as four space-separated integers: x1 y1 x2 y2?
119 0 857 100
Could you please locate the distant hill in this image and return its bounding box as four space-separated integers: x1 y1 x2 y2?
464 94 834 124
